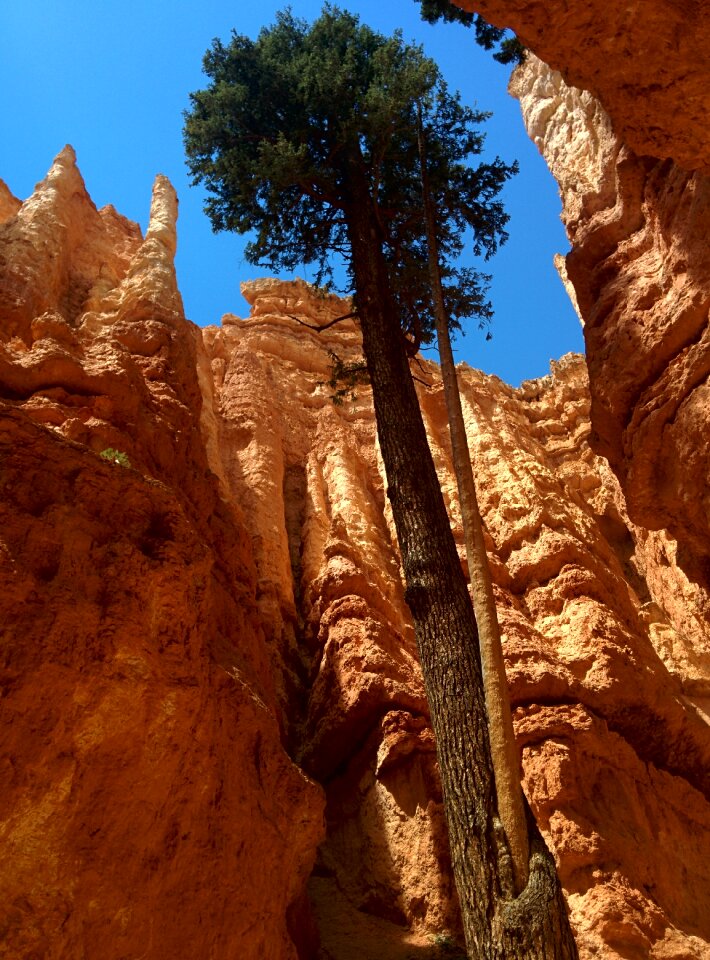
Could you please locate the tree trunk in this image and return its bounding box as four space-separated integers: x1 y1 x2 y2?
342 144 578 960
417 110 529 895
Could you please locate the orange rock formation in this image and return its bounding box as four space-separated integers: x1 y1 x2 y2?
0 152 323 960
509 54 710 619
454 0 710 173
2 8 710 951
452 0 710 613
204 279 710 959
2 145 708 958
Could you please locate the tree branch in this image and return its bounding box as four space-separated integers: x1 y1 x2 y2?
414 355 430 377
296 179 344 209
286 311 357 332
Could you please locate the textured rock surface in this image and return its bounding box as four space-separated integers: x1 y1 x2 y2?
0 179 21 224
511 53 710 615
507 60 710 958
202 281 710 960
454 0 710 173
0 151 323 960
2 148 709 960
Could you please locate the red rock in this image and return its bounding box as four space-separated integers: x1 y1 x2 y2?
0 153 324 960
1 136 709 959
511 52 710 638
0 179 21 224
203 283 710 958
452 0 710 173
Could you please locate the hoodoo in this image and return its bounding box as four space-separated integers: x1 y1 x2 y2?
1 0 709 955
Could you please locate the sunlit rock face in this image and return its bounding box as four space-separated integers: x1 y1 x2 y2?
457 6 710 610
458 0 710 609
505 47 710 958
1 151 709 960
511 52 710 639
0 179 21 224
453 0 710 173
202 280 710 959
0 151 324 960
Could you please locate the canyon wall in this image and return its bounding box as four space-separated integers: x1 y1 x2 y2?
202 280 710 960
0 151 324 960
2 5 710 953
2 146 708 958
497 16 710 945
459 0 710 622
508 47 710 659
454 0 710 173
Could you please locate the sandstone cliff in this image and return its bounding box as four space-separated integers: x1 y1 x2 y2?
454 0 710 173
202 279 710 960
498 21 710 947
0 152 324 960
459 0 710 634
509 46 710 672
3 2 710 948
2 144 708 959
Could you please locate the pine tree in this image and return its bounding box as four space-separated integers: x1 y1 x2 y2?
415 0 526 65
184 9 578 957
416 102 529 894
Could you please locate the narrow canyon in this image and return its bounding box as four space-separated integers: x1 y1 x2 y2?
1 3 708 958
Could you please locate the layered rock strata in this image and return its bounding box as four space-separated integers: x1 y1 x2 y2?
202 279 710 960
511 53 710 640
0 152 323 960
2 151 709 960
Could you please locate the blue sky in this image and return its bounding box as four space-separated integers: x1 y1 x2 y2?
1 0 582 385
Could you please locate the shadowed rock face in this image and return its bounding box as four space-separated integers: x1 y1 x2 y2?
1 129 709 960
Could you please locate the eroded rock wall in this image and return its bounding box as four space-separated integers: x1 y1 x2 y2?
2 150 709 960
0 152 323 960
454 5 710 632
511 52 710 637
453 0 710 173
202 280 710 960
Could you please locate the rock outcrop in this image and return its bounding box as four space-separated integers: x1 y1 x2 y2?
500 35 710 953
454 0 710 173
0 151 323 960
451 0 710 612
510 52 710 653
200 278 710 959
1 74 709 960
0 179 21 224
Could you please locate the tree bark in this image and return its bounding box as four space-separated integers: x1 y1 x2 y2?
417 110 529 895
342 144 578 960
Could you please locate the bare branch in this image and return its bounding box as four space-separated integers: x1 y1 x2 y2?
414 355 429 376
286 310 357 332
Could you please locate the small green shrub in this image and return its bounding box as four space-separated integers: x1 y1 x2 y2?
100 447 131 468
431 933 467 959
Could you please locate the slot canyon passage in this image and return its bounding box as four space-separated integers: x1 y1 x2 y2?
1 2 709 958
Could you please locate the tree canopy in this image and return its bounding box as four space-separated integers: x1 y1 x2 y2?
184 10 578 957
183 5 515 350
416 0 526 65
